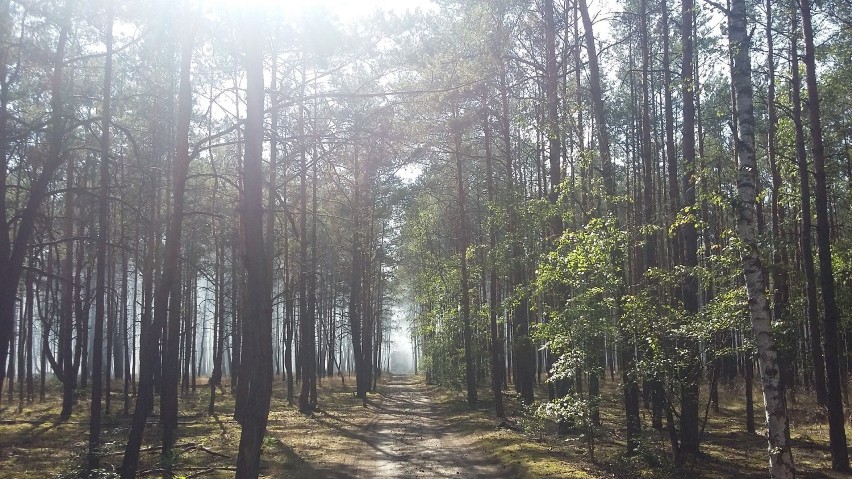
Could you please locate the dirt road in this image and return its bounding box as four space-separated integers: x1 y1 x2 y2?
344 374 513 478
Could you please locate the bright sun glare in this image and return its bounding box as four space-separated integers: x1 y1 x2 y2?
195 0 435 22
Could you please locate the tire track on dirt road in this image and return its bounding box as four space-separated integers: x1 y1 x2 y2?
350 374 513 478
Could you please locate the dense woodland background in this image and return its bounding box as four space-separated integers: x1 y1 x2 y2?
1 0 852 477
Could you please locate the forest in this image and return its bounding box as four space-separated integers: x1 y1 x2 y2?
1 0 852 477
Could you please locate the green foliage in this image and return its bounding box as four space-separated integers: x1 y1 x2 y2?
535 393 598 458
262 435 279 451
536 393 596 427
533 216 623 367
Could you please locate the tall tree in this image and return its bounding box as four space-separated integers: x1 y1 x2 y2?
482 85 504 418
234 7 274 476
297 70 317 414
728 0 796 475
679 0 701 456
0 0 9 404
121 14 195 478
0 0 74 402
789 0 825 408
88 0 114 469
349 142 367 401
799 0 850 470
578 0 624 433
452 108 476 407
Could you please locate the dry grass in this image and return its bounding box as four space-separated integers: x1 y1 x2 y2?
437 377 852 479
0 375 379 478
0 374 849 478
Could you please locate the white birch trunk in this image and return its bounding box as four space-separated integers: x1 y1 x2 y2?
729 0 796 477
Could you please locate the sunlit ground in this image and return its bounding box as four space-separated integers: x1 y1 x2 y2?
1 375 849 477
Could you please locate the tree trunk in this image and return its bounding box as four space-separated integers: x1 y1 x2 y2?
121 20 195 479
728 1 796 475
578 0 621 430
348 142 366 400
453 113 476 408
234 12 273 476
297 73 317 414
766 0 789 371
209 229 225 414
482 86 505 418
87 1 112 469
679 0 701 456
658 0 680 432
499 51 534 405
0 0 10 410
799 0 850 470
1 0 74 402
308 115 320 405
362 217 374 396
59 108 76 421
267 50 279 384
626 0 654 454
23 261 33 405
161 255 183 455
789 4 825 409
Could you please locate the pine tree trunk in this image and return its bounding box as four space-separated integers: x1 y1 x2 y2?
0 0 10 410
799 0 850 470
453 115 477 408
578 0 622 430
498 53 534 405
348 146 366 399
627 0 655 453
765 0 789 373
60 138 76 420
87 1 112 468
0 0 74 410
483 86 505 419
209 229 225 415
789 5 825 408
121 20 194 478
308 119 320 407
234 12 273 475
678 0 701 456
297 74 317 414
24 262 33 404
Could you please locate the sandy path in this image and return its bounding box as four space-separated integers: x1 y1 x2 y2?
348 374 513 479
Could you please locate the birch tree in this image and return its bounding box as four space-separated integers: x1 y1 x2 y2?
729 0 795 475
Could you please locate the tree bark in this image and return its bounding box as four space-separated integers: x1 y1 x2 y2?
482 86 505 418
799 0 850 470
121 19 195 478
679 0 701 456
59 92 76 421
578 0 621 430
728 0 796 475
234 10 274 476
789 4 825 409
87 0 113 469
0 0 74 402
297 72 317 413
453 113 476 408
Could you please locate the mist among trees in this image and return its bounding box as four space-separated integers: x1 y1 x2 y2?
2 0 852 477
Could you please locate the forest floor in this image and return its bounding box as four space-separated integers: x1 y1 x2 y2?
0 373 850 478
